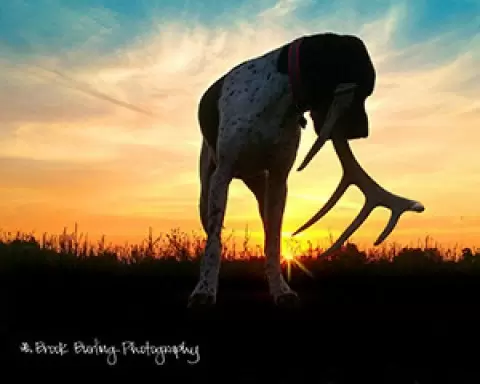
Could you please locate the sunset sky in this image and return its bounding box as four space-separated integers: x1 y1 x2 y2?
0 0 478 251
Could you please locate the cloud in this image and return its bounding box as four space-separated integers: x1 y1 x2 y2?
0 0 478 247
32 66 157 117
259 0 308 18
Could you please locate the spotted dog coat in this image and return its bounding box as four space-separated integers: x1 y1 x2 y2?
189 33 376 308
190 45 303 306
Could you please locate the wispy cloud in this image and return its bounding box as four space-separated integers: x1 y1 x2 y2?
31 66 157 117
0 0 478 247
259 0 308 18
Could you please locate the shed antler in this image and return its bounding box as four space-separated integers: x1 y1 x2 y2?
292 136 425 257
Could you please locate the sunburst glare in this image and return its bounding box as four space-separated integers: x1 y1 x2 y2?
281 243 314 282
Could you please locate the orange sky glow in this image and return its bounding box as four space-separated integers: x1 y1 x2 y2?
0 2 478 254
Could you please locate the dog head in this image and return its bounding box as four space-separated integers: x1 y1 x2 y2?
301 33 375 139
289 33 376 171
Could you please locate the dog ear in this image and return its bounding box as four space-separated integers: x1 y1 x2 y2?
299 33 346 99
339 35 376 97
299 33 375 104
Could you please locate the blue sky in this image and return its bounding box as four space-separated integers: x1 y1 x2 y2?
0 0 478 248
1 0 478 54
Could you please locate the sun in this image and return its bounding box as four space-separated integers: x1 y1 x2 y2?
281 249 313 282
282 249 295 262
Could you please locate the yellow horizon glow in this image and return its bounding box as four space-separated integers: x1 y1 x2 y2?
0 3 479 253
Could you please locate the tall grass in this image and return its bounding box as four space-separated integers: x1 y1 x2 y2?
0 223 478 269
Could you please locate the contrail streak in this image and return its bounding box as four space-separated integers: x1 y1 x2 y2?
31 65 157 118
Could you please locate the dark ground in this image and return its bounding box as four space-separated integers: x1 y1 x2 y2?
3 261 480 383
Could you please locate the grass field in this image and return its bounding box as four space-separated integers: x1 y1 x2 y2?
2 224 479 269
3 226 480 382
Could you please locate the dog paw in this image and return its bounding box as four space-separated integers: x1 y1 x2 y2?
275 292 301 309
187 293 216 309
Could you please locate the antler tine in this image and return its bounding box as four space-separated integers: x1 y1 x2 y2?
297 134 329 172
291 175 350 236
373 199 425 246
292 135 425 256
297 83 359 172
325 138 424 254
322 200 376 258
374 210 402 246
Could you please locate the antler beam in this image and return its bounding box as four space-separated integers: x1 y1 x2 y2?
292 134 425 257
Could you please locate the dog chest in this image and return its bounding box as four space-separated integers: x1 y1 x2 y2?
217 49 298 154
